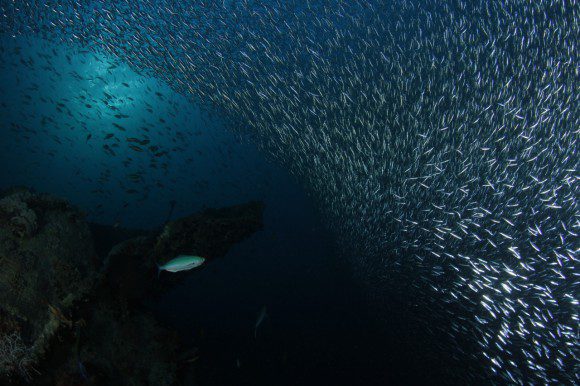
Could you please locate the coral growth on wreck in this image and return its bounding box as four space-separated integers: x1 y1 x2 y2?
0 189 37 239
0 188 99 381
0 187 264 385
0 330 34 381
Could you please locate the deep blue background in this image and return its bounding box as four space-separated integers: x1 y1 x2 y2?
0 36 450 386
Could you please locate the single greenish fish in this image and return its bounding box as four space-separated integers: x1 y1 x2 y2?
157 255 205 278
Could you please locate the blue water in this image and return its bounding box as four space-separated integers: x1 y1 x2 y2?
0 34 452 386
150 178 449 385
0 36 277 227
2 1 577 384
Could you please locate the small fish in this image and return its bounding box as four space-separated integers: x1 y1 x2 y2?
254 305 267 338
183 355 199 364
112 123 126 131
78 360 88 380
157 255 205 278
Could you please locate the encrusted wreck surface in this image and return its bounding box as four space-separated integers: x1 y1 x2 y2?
153 201 265 261
0 187 99 382
0 188 264 385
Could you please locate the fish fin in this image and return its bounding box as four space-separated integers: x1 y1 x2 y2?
156 262 161 279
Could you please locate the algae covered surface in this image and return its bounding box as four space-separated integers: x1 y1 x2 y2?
0 187 263 385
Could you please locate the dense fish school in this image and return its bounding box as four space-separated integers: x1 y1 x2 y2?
1 0 578 384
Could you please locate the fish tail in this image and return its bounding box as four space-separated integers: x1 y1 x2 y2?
156 262 161 279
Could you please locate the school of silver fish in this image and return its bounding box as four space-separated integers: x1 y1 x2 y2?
1 0 577 384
